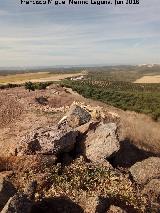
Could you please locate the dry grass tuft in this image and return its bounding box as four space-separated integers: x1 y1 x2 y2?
119 111 160 154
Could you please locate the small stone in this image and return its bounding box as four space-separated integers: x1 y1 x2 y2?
129 157 160 185
107 205 127 213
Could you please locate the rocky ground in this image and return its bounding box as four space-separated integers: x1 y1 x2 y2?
0 84 160 213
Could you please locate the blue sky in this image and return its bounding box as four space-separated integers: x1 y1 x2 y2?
0 0 159 67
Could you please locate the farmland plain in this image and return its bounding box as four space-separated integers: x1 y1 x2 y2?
134 75 160 83
0 71 83 84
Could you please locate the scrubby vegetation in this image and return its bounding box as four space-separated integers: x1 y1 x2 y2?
0 83 21 89
46 158 147 212
62 78 160 121
24 81 52 91
0 81 52 91
1 156 147 212
0 81 56 91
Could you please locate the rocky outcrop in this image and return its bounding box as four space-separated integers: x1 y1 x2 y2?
58 103 93 128
79 196 108 213
17 126 78 156
1 181 37 213
17 103 119 160
129 157 160 185
76 121 100 135
66 104 91 128
142 179 160 202
84 122 120 165
107 205 127 213
1 194 32 213
0 172 16 210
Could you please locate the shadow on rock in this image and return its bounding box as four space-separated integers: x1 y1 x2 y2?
97 196 138 213
108 139 158 168
31 196 84 213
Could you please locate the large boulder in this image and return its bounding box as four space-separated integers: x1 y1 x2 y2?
129 157 160 185
84 122 120 165
66 104 91 128
0 172 16 210
17 126 78 156
1 181 37 213
1 194 32 213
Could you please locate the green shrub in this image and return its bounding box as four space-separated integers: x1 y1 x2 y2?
24 81 53 91
0 83 20 90
25 81 35 92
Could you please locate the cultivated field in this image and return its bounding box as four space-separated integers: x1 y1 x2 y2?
62 77 160 120
0 71 83 84
134 75 160 83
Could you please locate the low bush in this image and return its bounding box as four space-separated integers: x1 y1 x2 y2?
0 83 20 90
24 81 53 91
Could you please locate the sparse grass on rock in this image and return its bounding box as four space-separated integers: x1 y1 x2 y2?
44 158 147 212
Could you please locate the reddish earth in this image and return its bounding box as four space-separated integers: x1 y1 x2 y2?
0 84 160 213
0 84 160 157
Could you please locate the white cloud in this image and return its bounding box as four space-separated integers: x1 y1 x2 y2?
0 0 159 66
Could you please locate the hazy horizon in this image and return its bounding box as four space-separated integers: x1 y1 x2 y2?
0 63 141 69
